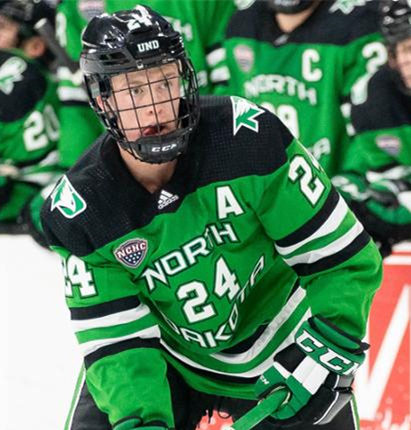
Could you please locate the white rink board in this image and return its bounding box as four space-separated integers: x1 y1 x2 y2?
1 236 82 430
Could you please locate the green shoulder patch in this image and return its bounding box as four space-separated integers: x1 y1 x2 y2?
231 96 265 136
50 176 87 219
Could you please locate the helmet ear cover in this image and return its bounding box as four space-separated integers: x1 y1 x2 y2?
86 74 112 100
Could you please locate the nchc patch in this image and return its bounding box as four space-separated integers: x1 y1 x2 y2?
114 239 148 268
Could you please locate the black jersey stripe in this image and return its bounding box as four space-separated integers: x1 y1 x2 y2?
70 296 141 320
205 42 222 55
276 188 340 248
293 230 371 277
84 337 160 368
220 324 268 354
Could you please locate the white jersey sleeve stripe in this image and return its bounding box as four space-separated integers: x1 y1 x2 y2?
283 221 364 266
206 47 226 67
275 195 348 256
80 325 161 356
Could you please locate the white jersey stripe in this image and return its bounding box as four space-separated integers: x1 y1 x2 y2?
275 196 349 256
283 221 364 266
72 303 151 332
80 325 160 356
161 309 312 379
212 287 306 364
210 66 230 83
206 47 226 67
58 86 89 102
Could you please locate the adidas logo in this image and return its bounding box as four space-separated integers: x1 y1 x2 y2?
158 190 179 210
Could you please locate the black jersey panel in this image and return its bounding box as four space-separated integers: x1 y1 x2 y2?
351 66 411 133
0 51 47 122
226 1 379 46
41 96 294 256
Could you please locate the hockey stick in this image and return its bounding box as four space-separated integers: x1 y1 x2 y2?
229 388 290 430
34 18 79 74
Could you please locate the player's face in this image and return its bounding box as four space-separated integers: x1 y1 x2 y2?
109 63 181 142
395 37 411 90
0 15 19 49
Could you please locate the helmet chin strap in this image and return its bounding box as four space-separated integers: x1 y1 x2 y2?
269 0 315 14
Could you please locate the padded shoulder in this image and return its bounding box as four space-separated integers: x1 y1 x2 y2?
352 66 411 132
0 51 47 122
41 97 295 256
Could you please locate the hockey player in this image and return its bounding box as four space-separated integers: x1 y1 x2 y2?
210 0 386 177
333 0 411 257
0 0 61 244
41 6 382 430
54 0 240 171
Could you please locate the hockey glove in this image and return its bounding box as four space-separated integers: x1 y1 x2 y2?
255 316 368 426
333 172 411 257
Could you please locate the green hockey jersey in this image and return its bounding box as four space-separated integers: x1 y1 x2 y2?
0 49 61 226
211 0 386 177
55 0 240 169
41 96 382 428
334 65 411 246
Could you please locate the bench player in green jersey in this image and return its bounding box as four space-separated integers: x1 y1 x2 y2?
0 0 61 245
54 0 240 173
333 0 411 257
41 6 382 430
210 0 386 178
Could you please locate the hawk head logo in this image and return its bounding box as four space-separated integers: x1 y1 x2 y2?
231 96 265 136
50 176 87 219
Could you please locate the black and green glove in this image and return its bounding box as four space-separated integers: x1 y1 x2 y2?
333 171 411 257
255 316 368 427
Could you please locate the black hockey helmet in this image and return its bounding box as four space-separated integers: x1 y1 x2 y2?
268 0 315 14
380 0 411 47
80 5 200 164
380 0 411 95
0 0 55 40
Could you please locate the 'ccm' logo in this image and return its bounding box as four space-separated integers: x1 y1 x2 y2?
137 40 160 53
152 144 177 152
296 329 359 375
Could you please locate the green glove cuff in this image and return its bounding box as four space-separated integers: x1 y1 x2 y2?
295 316 367 376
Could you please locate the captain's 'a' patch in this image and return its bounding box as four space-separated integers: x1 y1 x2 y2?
231 96 264 136
50 176 87 219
